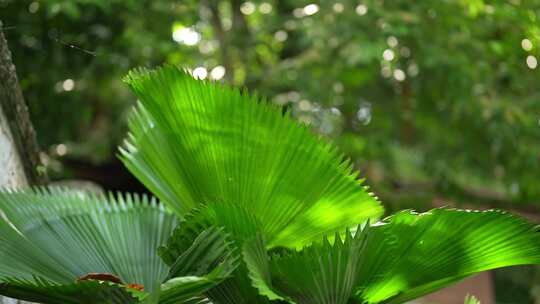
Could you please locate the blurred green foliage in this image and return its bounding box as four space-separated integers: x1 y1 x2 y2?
2 0 540 302
2 0 540 206
3 0 540 209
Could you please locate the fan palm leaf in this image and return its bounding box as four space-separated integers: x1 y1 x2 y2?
357 208 540 303
3 65 540 304
0 188 236 303
244 226 370 304
244 208 540 304
0 278 142 304
120 66 540 304
120 65 383 249
159 204 272 304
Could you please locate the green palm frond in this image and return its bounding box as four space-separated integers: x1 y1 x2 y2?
157 275 223 304
243 234 283 302
0 188 176 289
0 188 238 303
164 226 237 281
120 65 383 248
0 278 143 304
157 243 238 304
3 65 540 304
158 206 245 271
356 208 540 303
159 204 272 304
242 208 540 304
245 225 371 304
154 220 241 304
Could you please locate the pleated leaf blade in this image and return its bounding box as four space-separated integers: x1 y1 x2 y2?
120 65 383 248
355 208 540 304
159 203 273 304
0 188 178 302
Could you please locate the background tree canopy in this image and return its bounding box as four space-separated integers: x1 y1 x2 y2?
1 0 540 301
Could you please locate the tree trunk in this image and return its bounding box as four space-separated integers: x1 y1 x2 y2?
0 20 45 304
0 20 46 186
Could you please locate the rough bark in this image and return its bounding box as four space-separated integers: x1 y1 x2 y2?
0 20 46 186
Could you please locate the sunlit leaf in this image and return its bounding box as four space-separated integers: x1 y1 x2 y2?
245 225 371 304
356 209 540 303
120 65 383 248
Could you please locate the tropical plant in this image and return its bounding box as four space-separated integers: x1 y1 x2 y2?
1 65 540 303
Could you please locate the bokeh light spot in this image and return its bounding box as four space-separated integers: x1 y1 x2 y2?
240 2 256 15
356 4 368 15
393 69 406 81
333 3 344 13
521 39 533 51
28 2 39 13
192 67 208 79
55 144 67 156
304 4 319 16
526 55 537 69
259 2 272 14
387 36 398 47
172 27 200 46
210 66 226 80
62 79 75 91
383 49 395 61
274 30 288 42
